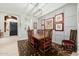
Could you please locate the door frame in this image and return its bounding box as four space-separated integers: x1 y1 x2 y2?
4 16 18 36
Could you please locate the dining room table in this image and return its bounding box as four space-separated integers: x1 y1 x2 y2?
32 33 48 40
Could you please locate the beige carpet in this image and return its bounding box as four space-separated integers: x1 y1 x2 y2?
0 36 19 56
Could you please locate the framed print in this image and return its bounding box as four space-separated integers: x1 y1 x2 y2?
33 22 37 29
41 19 45 29
41 20 45 25
55 23 64 31
55 13 64 22
54 13 64 31
45 18 53 29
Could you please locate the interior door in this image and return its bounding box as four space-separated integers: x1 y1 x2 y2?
10 22 17 36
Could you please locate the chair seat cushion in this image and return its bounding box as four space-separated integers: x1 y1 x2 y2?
62 40 74 44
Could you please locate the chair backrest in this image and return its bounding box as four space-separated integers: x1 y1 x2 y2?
44 29 52 40
27 27 34 41
37 29 52 40
37 29 44 35
70 30 77 42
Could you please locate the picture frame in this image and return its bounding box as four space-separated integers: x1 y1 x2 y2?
45 18 53 29
41 19 45 29
33 22 37 29
54 13 64 31
55 13 64 23
55 23 64 31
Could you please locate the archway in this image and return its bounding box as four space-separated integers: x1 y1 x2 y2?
4 16 18 36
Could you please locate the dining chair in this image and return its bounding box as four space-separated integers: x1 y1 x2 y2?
62 30 77 52
39 29 52 55
27 29 38 55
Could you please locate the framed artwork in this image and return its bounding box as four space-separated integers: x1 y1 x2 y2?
54 13 64 31
55 23 64 31
45 18 53 29
55 13 64 23
41 19 45 29
33 22 37 29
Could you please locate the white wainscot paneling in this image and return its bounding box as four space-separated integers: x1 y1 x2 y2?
54 31 64 35
52 31 64 44
54 35 64 44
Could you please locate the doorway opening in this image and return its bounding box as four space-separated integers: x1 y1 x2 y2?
4 16 18 36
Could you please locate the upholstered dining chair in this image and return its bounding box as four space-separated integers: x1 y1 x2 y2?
62 30 77 52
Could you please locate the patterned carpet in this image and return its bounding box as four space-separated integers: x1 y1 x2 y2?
17 40 72 56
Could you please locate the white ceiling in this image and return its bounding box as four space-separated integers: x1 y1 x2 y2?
0 3 66 18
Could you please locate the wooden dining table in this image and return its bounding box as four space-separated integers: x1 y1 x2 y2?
32 33 48 40
31 33 48 50
28 30 52 55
